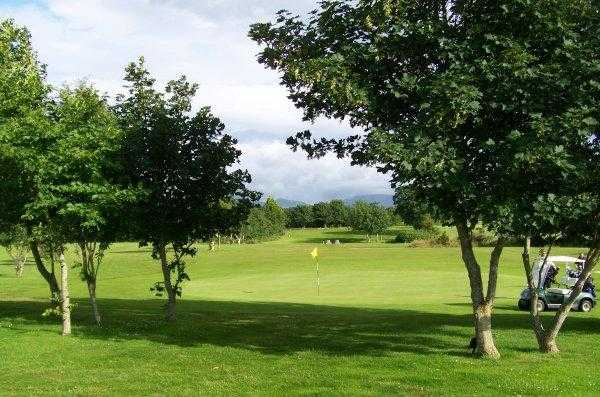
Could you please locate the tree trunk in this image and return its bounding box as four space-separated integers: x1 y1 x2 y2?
79 241 103 326
87 279 101 326
474 303 499 358
521 240 600 354
541 264 595 353
30 241 60 300
58 253 71 336
157 243 177 323
521 238 546 349
13 257 25 277
456 223 501 359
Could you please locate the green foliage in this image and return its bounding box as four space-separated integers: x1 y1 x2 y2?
349 201 392 239
287 200 352 228
242 198 287 242
0 19 51 232
409 231 455 248
250 2 600 352
263 197 287 235
116 57 258 248
28 83 140 241
251 0 600 235
395 188 436 230
471 226 499 247
0 224 28 250
115 57 258 305
394 227 438 244
286 204 314 228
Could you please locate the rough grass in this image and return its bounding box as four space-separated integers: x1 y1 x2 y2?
1 228 599 396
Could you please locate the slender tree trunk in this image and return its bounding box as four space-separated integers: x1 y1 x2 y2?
456 223 502 359
521 238 546 349
522 240 600 353
58 253 71 336
29 241 60 300
157 243 177 323
87 279 101 326
79 242 102 326
12 256 25 277
541 263 596 353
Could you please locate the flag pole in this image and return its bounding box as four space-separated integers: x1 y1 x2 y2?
315 259 320 296
310 247 320 296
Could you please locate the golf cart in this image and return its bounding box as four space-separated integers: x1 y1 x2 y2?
517 256 596 313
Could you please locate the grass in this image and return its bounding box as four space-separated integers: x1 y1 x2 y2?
1 228 599 396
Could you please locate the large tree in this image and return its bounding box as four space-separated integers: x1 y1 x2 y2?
249 0 599 357
0 19 60 299
116 58 258 322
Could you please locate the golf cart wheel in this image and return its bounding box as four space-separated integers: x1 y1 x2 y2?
536 300 546 313
518 299 529 311
579 299 593 313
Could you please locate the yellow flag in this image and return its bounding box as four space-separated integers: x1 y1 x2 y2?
310 247 319 259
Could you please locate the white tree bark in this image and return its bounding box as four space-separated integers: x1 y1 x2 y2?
59 253 71 336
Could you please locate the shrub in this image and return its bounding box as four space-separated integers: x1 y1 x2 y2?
471 226 497 247
394 227 438 243
419 214 436 231
408 231 457 247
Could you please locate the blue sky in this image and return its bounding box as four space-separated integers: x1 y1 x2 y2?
2 0 392 203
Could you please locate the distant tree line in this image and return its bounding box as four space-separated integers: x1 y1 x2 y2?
286 200 397 239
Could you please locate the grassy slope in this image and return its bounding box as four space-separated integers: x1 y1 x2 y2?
0 228 598 396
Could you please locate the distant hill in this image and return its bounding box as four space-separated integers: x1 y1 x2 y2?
260 197 306 208
260 194 394 208
343 194 394 207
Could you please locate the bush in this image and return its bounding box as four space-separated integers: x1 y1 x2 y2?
394 227 438 243
419 214 436 231
240 198 287 243
408 231 457 247
471 226 498 247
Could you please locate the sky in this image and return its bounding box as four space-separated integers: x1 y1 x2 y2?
2 0 392 203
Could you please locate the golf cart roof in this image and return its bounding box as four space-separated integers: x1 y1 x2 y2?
546 256 585 263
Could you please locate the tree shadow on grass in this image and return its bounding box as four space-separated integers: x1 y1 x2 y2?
1 299 599 358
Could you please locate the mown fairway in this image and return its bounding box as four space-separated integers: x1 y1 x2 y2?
1 228 598 396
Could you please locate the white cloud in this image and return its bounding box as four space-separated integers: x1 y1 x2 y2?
238 141 390 203
2 0 393 201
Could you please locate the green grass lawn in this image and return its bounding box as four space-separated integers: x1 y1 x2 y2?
1 228 599 396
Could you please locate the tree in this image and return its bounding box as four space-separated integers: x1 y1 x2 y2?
116 58 257 322
0 224 29 277
241 198 287 242
33 83 141 326
312 202 331 228
250 0 599 357
263 197 287 235
349 201 392 241
325 199 349 227
395 188 436 230
504 148 599 353
0 19 59 300
286 204 315 228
